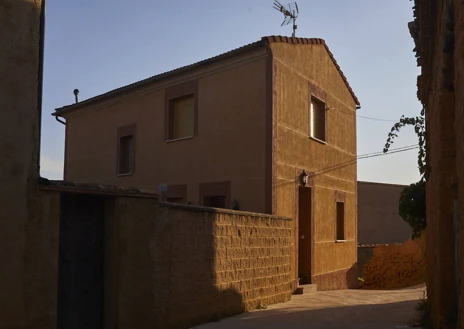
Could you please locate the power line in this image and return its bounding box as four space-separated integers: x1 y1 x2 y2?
311 146 419 178
275 145 419 188
357 144 418 157
332 108 398 122
357 115 398 122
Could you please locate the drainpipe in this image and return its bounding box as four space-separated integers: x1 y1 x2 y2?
37 0 46 176
55 115 66 125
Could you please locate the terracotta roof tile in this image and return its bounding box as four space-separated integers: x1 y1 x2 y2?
55 35 359 115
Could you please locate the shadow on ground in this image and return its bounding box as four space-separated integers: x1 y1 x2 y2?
195 299 420 329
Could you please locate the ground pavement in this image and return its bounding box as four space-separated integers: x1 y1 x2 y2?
193 284 426 329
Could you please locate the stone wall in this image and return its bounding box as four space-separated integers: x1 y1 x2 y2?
360 235 425 290
410 1 460 327
115 200 294 329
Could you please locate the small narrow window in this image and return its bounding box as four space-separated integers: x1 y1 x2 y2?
336 202 345 240
118 135 134 175
310 97 326 142
203 195 226 208
169 95 195 140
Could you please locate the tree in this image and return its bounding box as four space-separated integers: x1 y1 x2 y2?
384 110 427 238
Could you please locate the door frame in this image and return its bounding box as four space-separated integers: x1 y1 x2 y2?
297 185 314 284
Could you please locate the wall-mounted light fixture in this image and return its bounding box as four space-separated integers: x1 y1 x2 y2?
300 170 309 186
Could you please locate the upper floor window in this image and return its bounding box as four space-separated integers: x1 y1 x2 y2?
310 97 326 142
117 124 136 175
168 95 195 140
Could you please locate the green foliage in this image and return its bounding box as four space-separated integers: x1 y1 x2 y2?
384 110 427 238
383 111 429 181
399 180 426 239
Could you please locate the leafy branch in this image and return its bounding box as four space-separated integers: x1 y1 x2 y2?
383 108 428 239
383 109 429 180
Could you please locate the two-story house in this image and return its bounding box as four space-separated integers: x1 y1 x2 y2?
54 36 360 290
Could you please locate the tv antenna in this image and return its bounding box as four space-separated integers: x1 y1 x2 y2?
273 1 299 37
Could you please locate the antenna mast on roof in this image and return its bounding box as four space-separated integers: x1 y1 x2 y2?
273 0 299 37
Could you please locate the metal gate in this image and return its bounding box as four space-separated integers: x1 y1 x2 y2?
57 193 105 329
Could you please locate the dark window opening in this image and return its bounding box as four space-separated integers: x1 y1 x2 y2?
336 202 345 240
166 197 184 204
203 195 226 208
310 97 326 142
118 135 134 175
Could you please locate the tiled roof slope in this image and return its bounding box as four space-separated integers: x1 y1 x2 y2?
55 36 359 115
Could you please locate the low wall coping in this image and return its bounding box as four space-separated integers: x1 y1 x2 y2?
358 243 401 248
158 202 293 221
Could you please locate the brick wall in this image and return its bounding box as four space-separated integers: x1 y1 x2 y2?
359 234 426 290
115 200 294 329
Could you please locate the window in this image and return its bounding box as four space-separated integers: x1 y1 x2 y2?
199 181 231 209
118 135 134 175
310 97 326 142
336 202 345 240
203 195 226 208
166 197 184 204
168 95 195 140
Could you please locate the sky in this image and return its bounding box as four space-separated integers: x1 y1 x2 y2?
41 0 421 185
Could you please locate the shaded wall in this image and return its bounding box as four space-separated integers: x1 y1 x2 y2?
0 0 47 327
270 42 358 290
114 201 294 329
63 50 269 213
410 1 459 327
358 181 411 244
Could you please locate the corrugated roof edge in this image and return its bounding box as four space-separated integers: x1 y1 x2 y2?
54 36 359 116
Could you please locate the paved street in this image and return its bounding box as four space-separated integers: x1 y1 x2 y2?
193 284 425 329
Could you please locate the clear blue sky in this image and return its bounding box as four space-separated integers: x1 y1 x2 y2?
41 0 421 185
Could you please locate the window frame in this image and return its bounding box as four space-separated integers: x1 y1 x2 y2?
116 123 136 176
335 201 345 241
334 190 346 242
165 80 198 142
309 96 327 143
168 94 195 141
164 184 188 203
199 181 231 209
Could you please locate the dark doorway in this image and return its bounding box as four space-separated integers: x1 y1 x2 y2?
57 193 105 329
298 187 312 283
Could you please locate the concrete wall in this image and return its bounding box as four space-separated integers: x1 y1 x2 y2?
359 235 426 290
63 49 269 213
357 245 375 278
357 181 411 244
113 201 293 329
269 42 358 290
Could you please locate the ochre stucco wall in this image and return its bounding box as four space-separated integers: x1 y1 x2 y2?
270 42 358 290
114 200 293 329
357 181 411 244
63 50 269 213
